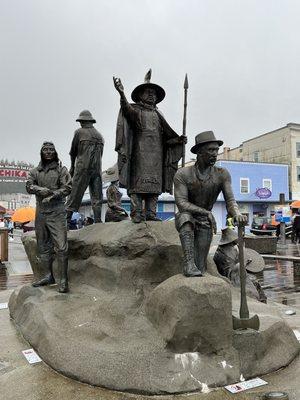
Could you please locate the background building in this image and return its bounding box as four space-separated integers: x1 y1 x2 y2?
0 160 34 210
79 187 176 222
213 160 289 230
218 123 300 199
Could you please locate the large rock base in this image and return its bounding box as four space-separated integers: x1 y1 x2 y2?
145 274 233 354
9 221 300 394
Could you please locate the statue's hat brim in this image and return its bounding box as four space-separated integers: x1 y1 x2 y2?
191 131 223 154
131 83 165 104
102 164 119 184
76 116 96 123
244 248 265 273
218 227 238 245
76 110 96 123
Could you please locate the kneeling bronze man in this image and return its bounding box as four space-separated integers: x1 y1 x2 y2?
174 131 247 277
26 142 72 292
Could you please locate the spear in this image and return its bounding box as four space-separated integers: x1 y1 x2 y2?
182 73 188 168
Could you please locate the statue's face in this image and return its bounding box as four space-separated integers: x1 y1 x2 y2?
197 142 219 166
139 88 157 105
80 120 93 128
41 145 56 162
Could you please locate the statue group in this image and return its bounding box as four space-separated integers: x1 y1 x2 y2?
27 69 247 293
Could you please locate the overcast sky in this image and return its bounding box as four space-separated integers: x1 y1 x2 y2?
1 0 300 169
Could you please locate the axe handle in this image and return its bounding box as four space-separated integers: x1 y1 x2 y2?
238 225 249 319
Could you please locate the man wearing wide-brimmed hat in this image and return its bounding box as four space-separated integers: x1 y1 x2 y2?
66 110 104 226
214 227 266 302
174 131 247 277
103 166 128 222
113 70 185 223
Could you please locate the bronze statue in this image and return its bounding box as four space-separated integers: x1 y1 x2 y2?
66 110 104 226
214 228 267 302
104 167 128 222
26 142 72 293
113 69 186 223
174 131 247 277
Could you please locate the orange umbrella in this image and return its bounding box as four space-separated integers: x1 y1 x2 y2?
290 200 300 208
11 207 36 223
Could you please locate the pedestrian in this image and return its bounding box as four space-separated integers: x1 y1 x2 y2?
8 219 14 239
77 216 84 229
293 211 300 243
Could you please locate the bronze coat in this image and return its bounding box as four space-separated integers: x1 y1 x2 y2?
115 102 183 195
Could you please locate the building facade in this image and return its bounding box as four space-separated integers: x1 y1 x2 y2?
0 160 34 210
79 187 176 222
218 123 300 199
213 160 289 230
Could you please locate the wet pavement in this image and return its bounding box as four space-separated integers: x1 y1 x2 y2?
257 242 300 307
0 230 33 290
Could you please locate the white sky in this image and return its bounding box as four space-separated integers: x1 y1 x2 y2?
1 0 300 169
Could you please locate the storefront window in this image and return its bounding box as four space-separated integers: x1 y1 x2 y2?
263 178 272 191
240 178 250 194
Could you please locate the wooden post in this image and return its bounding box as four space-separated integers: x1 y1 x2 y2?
0 229 8 263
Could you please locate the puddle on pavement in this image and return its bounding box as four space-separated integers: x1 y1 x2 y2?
257 243 300 306
0 268 33 290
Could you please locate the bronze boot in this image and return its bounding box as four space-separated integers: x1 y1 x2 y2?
179 231 202 277
93 205 103 223
32 257 55 287
57 255 69 293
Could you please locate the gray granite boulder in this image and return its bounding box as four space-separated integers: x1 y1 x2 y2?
9 221 300 394
145 274 233 353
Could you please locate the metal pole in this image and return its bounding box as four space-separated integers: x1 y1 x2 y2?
279 193 286 245
181 74 188 168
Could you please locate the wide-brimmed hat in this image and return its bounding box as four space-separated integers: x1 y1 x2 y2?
131 69 165 104
102 164 119 184
76 110 96 123
191 131 223 154
218 228 238 246
244 248 265 273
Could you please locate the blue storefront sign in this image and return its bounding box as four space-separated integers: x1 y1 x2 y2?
255 188 272 199
275 206 291 223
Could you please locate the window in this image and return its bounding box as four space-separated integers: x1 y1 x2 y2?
297 166 300 182
253 151 259 162
263 179 272 191
240 178 250 194
296 143 300 158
